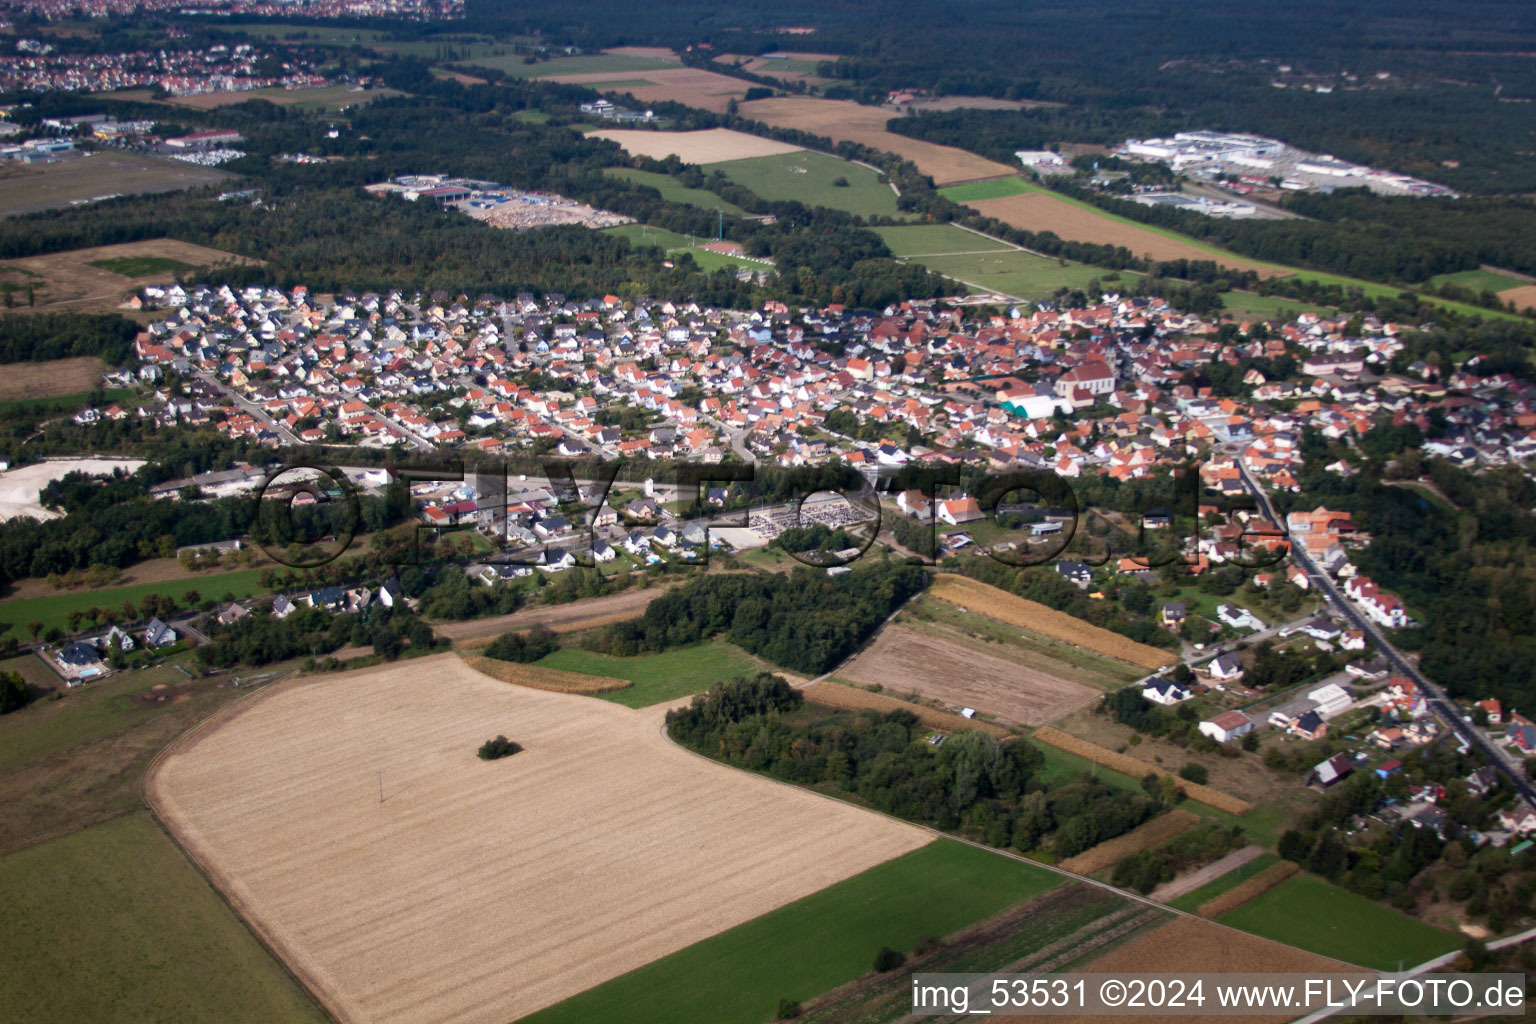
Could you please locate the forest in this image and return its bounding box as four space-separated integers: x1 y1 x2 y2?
581 561 927 674
666 672 1174 852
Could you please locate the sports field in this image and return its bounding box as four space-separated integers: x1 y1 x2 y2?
0 812 327 1024
150 655 928 1024
602 223 760 271
939 177 1033 202
0 152 228 217
706 150 901 218
534 639 767 707
874 223 1012 257
1219 874 1461 970
522 839 1062 1024
915 249 1123 299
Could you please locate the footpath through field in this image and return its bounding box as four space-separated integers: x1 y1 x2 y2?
1148 844 1267 903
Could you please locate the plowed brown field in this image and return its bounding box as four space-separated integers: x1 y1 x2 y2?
738 96 1015 184
148 655 928 1024
965 193 1287 277
434 585 664 640
1498 284 1536 312
840 625 1096 726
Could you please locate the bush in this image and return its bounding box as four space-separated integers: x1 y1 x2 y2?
775 997 802 1019
873 946 905 972
477 735 523 760
484 625 559 663
832 176 850 187
1178 763 1209 785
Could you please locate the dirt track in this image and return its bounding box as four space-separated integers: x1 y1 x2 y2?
1148 845 1267 903
839 625 1097 726
433 586 663 640
147 655 928 1024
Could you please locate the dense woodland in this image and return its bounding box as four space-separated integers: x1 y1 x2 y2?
667 673 1173 852
582 561 926 674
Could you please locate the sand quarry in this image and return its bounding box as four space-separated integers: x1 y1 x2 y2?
149 655 928 1024
0 458 145 521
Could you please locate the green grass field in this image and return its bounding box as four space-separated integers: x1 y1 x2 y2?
604 223 702 249
521 838 1062 1024
1218 290 1334 319
604 167 748 215
0 568 266 640
1219 874 1461 970
939 177 1033 202
914 249 1131 299
0 812 327 1024
874 223 1012 257
535 639 766 707
1423 268 1527 293
706 150 902 219
88 255 192 277
0 387 133 414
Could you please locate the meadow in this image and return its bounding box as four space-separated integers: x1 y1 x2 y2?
521 839 1062 1024
0 567 266 639
0 152 227 217
706 150 903 219
460 52 678 78
1219 873 1462 970
874 223 1012 257
535 638 767 707
605 167 747 216
914 249 1125 299
0 812 328 1024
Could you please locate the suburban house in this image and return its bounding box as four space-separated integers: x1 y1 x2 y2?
1508 724 1536 755
1477 699 1503 724
56 640 106 683
1161 602 1186 626
1216 604 1264 631
937 496 984 526
142 617 177 648
1199 710 1255 744
1291 710 1328 741
1056 560 1092 586
1142 676 1192 705
1208 653 1244 681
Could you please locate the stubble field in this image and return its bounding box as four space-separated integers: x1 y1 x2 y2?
590 127 802 163
0 238 254 312
737 96 1015 184
964 192 1285 276
0 355 105 400
546 67 753 113
839 625 1098 726
148 655 929 1024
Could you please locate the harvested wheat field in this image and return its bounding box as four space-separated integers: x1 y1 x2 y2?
966 193 1285 276
546 67 752 114
738 96 1014 185
803 680 1008 737
1058 809 1200 875
455 649 629 694
602 46 681 62
0 355 104 400
930 575 1177 671
840 625 1096 726
1498 284 1536 312
0 238 255 312
149 656 927 1024
995 916 1365 1024
1033 728 1254 815
590 128 802 163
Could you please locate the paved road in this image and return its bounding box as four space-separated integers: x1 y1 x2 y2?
1234 456 1536 812
195 370 303 446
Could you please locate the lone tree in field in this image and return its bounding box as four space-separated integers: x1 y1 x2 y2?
873 946 905 972
477 735 523 760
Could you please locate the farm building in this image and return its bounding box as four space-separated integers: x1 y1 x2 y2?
1307 752 1354 788
1199 710 1254 744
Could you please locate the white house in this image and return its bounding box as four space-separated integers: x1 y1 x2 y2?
1208 653 1244 681
1216 605 1265 631
1142 676 1191 705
